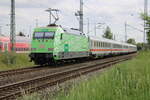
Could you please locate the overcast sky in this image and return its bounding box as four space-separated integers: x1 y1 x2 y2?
0 0 149 43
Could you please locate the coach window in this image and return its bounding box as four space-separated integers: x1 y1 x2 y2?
103 42 104 47
92 41 93 47
100 42 102 47
93 41 94 47
97 41 98 47
104 42 105 47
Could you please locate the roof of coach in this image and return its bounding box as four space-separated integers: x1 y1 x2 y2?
16 36 31 43
89 36 136 47
0 36 10 42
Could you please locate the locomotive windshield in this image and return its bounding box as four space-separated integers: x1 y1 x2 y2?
44 32 55 38
33 32 55 39
34 32 44 39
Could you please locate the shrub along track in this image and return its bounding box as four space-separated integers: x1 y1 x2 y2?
0 53 136 100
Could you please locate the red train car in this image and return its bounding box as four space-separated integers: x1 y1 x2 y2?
0 35 31 53
0 36 10 52
15 36 31 53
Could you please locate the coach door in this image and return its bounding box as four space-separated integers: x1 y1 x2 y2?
4 43 8 51
0 42 2 52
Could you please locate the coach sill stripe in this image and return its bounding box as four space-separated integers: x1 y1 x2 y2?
90 49 129 51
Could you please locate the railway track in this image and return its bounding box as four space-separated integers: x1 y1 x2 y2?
0 53 136 100
0 66 40 77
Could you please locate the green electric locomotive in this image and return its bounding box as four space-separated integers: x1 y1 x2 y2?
29 25 90 65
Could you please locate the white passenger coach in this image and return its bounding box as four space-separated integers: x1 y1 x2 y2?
89 36 137 56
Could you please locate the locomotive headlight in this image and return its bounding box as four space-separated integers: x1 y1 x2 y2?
31 48 36 51
48 48 53 51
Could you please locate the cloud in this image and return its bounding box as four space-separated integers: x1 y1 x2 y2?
0 0 147 42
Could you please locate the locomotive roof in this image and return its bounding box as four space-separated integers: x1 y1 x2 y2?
35 26 87 36
63 28 87 36
89 36 136 47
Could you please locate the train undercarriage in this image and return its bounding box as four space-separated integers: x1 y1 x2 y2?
29 53 54 65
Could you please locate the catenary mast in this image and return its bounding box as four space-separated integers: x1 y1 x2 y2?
10 0 16 51
144 0 148 43
79 0 84 33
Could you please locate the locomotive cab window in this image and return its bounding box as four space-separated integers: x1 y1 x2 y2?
33 32 44 39
33 32 55 39
44 32 55 39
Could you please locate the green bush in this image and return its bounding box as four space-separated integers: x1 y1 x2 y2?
0 52 34 71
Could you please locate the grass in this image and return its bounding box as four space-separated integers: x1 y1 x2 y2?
21 51 150 100
0 52 34 71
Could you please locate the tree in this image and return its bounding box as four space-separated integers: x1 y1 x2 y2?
141 13 150 45
127 38 136 45
103 26 113 39
18 32 25 37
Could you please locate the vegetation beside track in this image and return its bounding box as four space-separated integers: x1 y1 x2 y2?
0 52 34 71
21 51 150 100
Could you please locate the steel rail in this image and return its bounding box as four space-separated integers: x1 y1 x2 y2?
0 54 136 100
